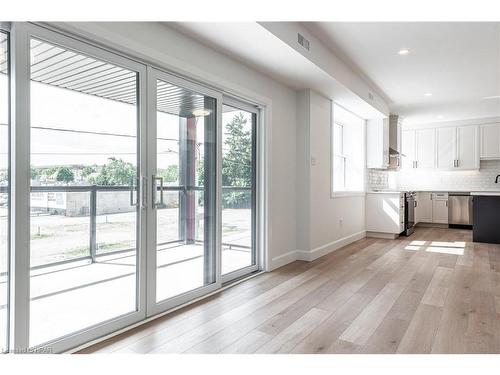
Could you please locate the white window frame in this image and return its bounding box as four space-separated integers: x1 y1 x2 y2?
331 102 366 198
333 121 346 191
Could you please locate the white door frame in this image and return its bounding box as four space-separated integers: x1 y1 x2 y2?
145 67 223 317
9 23 148 353
220 96 261 284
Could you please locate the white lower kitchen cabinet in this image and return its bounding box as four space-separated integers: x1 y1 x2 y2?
431 193 449 224
415 192 449 224
416 192 433 223
365 192 405 238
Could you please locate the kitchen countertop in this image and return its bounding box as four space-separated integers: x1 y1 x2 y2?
471 191 500 196
370 189 500 195
367 191 403 195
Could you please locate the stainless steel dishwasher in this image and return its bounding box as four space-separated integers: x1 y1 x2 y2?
448 192 473 228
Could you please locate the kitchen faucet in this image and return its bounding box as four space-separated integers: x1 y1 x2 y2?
496 174 500 183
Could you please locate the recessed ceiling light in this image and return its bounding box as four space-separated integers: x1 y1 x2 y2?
424 92 433 97
398 48 410 55
192 109 212 117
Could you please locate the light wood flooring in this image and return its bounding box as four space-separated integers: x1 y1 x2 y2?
79 227 500 354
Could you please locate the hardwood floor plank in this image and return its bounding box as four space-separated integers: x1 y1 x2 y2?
291 292 375 354
339 253 427 346
182 273 332 353
136 268 321 353
421 266 454 307
255 308 330 354
396 304 443 353
359 254 440 353
219 330 273 354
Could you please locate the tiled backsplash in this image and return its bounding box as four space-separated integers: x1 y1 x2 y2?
367 169 390 190
367 160 500 191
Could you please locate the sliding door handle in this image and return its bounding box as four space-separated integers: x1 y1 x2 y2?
129 177 139 207
152 175 166 209
141 176 147 209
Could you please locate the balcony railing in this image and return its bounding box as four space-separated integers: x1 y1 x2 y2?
0 184 252 272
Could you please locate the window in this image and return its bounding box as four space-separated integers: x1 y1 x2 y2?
332 103 365 194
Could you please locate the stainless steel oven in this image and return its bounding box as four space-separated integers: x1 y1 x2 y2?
404 191 416 236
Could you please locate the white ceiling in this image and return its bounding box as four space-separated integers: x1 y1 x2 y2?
303 22 500 124
170 22 387 118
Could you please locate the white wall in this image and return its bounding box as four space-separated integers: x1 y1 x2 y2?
296 90 366 261
54 22 298 271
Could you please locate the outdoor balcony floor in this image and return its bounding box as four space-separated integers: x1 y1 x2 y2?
1 243 251 348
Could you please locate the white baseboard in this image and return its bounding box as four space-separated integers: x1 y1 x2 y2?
269 249 301 271
270 230 366 269
366 231 399 239
304 230 366 262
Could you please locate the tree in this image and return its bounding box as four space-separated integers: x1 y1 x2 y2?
88 158 136 186
158 165 179 184
222 112 252 207
56 167 75 183
81 165 97 178
31 168 40 180
222 112 252 187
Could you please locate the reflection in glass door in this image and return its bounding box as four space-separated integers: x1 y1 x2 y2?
0 30 9 353
221 103 257 279
148 71 219 313
28 36 144 347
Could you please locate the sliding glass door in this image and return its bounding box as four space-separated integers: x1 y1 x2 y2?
6 24 261 353
0 29 9 353
25 27 147 351
221 101 258 281
146 69 221 315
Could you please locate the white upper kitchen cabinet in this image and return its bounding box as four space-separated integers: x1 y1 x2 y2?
456 125 479 169
402 124 479 171
366 118 389 169
401 129 416 169
415 128 436 169
480 123 500 159
436 127 456 169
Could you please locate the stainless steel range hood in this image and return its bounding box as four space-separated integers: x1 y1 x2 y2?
387 114 401 170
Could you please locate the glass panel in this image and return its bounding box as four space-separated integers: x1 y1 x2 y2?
155 79 216 303
334 123 343 155
221 105 255 275
0 30 9 353
333 155 345 191
29 38 139 346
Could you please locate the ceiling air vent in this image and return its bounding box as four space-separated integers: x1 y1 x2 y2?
297 33 310 51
